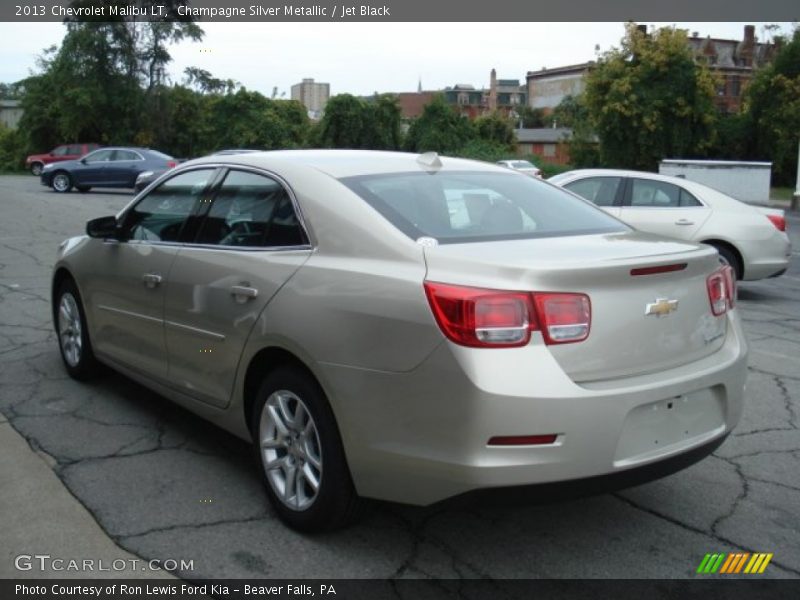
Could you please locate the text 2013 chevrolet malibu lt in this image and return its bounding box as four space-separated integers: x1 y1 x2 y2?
52 150 747 531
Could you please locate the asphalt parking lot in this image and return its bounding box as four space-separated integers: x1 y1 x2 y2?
0 174 798 579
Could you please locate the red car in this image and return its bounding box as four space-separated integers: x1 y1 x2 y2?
26 143 100 176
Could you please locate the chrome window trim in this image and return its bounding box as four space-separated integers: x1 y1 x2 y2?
626 178 709 209
117 163 315 252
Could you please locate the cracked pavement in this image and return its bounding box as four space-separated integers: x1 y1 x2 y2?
1 174 798 579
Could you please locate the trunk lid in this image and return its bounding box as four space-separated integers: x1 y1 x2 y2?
423 231 727 381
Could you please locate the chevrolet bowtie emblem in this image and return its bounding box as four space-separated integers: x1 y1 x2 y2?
645 298 679 317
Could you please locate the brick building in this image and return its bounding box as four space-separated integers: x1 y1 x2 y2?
686 25 777 114
442 69 527 119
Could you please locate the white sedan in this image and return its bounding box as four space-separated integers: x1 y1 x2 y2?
549 169 791 281
497 159 542 178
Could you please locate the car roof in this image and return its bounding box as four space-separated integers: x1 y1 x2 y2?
552 168 697 184
186 149 505 179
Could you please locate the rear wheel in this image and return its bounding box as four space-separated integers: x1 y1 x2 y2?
30 162 44 176
251 366 362 532
708 243 742 280
52 172 72 193
55 279 101 380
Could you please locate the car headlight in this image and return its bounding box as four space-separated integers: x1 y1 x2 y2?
136 171 154 183
42 163 55 171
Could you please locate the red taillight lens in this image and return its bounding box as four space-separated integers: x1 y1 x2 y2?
488 434 558 446
766 214 786 232
166 161 177 169
423 283 534 347
707 268 734 316
424 282 591 347
721 264 736 309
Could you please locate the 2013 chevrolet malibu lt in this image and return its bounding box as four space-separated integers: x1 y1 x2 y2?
51 150 747 531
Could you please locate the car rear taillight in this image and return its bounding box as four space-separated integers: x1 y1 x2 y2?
766 214 786 232
707 265 736 316
166 161 177 168
423 282 590 347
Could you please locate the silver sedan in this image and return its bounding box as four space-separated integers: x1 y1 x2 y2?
52 150 747 531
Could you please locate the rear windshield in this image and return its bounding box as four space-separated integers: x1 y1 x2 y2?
340 171 628 244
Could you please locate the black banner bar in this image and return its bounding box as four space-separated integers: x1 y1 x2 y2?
3 0 800 22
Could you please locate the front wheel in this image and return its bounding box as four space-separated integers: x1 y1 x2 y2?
252 366 362 532
52 172 73 193
55 279 101 380
30 162 44 176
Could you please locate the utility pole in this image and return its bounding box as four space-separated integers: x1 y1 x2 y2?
793 139 800 212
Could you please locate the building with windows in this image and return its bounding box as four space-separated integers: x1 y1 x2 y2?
0 99 23 129
526 63 592 114
290 78 330 119
686 25 777 114
526 25 776 116
443 69 527 119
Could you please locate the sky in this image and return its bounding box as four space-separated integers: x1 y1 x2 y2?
0 22 793 96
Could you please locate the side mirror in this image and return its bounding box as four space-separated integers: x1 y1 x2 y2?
80 158 88 164
86 216 122 239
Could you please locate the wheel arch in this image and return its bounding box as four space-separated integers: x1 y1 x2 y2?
242 346 328 437
51 267 77 330
700 238 744 279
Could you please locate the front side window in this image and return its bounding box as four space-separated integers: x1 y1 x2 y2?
122 169 214 242
565 177 622 207
341 171 627 243
196 170 306 248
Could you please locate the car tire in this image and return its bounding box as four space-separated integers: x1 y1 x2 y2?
76 186 91 193
30 162 44 176
709 243 742 280
52 172 73 193
55 279 101 381
251 365 362 532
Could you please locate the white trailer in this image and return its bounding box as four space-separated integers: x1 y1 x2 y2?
659 159 772 205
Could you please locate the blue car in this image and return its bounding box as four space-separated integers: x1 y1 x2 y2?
41 147 176 193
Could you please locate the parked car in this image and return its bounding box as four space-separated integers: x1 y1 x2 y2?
41 147 176 193
134 150 259 193
52 150 746 531
497 159 542 178
26 143 100 176
549 169 791 281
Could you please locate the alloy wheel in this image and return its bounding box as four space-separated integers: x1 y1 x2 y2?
53 173 70 192
259 390 323 511
58 292 82 367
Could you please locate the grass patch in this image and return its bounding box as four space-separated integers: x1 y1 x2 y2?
771 187 796 201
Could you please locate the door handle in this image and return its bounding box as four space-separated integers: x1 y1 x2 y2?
675 219 694 226
142 273 162 288
230 285 258 303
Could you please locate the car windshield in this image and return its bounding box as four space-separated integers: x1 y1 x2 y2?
341 171 628 244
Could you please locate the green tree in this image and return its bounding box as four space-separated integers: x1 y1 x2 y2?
474 112 515 148
404 95 475 154
746 28 800 185
583 23 717 170
318 94 370 148
516 106 547 128
363 94 403 150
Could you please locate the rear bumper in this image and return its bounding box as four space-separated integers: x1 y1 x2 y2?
740 234 791 280
321 311 748 505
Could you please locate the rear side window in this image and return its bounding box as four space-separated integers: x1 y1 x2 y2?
629 179 686 208
196 170 306 248
564 177 621 207
341 171 627 243
114 150 141 161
